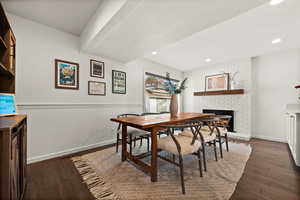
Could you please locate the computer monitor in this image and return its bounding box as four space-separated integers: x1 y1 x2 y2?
0 93 17 116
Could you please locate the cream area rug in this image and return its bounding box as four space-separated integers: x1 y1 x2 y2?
71 141 251 200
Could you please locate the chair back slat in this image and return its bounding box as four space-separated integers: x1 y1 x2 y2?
141 112 161 116
116 113 140 130
117 113 140 118
160 121 203 145
215 115 232 128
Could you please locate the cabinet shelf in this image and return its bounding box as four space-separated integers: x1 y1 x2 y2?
0 2 16 93
194 89 244 96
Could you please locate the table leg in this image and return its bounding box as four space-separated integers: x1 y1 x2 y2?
122 124 127 162
151 128 158 182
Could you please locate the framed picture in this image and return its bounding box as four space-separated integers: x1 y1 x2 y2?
88 81 106 96
112 70 126 94
205 73 229 91
90 59 104 78
55 59 79 90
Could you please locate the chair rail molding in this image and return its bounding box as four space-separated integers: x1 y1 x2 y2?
17 102 143 109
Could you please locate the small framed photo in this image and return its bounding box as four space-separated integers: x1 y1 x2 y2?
90 59 104 78
112 70 126 94
88 81 106 96
55 59 79 90
205 73 229 91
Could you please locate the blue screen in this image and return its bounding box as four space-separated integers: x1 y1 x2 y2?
0 94 16 115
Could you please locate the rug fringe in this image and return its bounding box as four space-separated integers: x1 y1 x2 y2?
72 157 121 200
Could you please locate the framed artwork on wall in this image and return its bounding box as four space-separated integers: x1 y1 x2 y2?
55 59 79 90
90 59 104 78
205 73 229 91
112 70 126 94
88 81 106 96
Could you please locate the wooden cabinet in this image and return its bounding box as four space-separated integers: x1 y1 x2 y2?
0 2 16 94
286 112 300 166
0 115 27 200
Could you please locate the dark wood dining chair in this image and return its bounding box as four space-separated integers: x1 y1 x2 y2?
197 115 232 159
179 118 218 172
160 111 170 114
141 112 160 116
214 115 232 153
115 114 150 154
157 121 204 194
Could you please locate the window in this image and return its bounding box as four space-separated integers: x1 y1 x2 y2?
149 97 170 113
144 72 180 113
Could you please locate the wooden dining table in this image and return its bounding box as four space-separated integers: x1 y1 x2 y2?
110 112 215 182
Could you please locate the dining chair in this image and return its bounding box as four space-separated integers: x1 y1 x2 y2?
141 112 160 116
160 111 170 114
197 115 232 158
214 115 232 153
157 121 203 194
179 118 218 172
115 114 150 154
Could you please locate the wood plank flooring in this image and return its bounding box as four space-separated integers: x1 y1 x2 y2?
231 139 300 200
23 139 300 200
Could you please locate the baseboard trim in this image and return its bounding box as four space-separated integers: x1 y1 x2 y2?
227 132 251 141
251 135 287 143
27 139 115 164
26 134 286 164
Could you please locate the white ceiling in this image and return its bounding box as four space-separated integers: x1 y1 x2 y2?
3 0 299 72
85 0 268 63
2 0 102 36
147 0 300 71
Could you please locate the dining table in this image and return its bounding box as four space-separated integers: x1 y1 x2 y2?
110 112 215 182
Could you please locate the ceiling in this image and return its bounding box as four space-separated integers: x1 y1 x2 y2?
3 0 299 72
2 0 102 36
85 0 268 63
147 0 300 71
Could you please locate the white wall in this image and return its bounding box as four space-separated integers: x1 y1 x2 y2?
10 10 299 163
7 14 183 163
183 59 252 140
184 50 300 143
252 49 300 142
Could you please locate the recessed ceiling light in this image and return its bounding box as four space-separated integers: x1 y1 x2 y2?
205 58 211 63
272 38 281 44
152 51 157 55
269 0 284 6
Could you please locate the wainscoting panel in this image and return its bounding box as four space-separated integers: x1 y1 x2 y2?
17 103 143 163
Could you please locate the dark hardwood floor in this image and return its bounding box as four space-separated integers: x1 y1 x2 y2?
231 139 300 200
23 139 300 200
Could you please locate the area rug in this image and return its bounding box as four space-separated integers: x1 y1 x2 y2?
71 141 251 200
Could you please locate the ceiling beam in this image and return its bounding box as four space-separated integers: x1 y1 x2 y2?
80 0 143 54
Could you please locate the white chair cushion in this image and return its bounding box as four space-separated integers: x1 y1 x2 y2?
158 135 201 155
201 126 211 132
215 127 228 136
180 130 216 142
